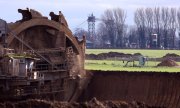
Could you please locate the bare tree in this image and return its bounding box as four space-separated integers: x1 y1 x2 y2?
73 28 88 39
128 26 139 46
153 7 162 48
101 9 115 48
145 8 154 48
134 8 146 48
96 23 109 47
161 7 170 48
96 7 179 49
98 8 126 48
177 8 180 48
177 8 180 30
113 8 126 48
133 7 177 49
168 8 177 48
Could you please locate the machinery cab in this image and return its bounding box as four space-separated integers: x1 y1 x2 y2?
0 48 41 79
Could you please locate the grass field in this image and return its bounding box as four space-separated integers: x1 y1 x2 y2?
86 49 180 58
85 49 180 72
85 60 180 72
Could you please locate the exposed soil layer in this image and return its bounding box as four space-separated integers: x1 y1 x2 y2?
157 59 179 67
79 70 180 108
163 53 180 58
86 52 180 61
85 52 142 60
0 98 159 108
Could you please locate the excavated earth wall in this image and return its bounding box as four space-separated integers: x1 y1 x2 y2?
79 70 180 108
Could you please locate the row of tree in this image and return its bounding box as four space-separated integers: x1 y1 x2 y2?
74 7 180 49
97 8 126 48
134 7 180 49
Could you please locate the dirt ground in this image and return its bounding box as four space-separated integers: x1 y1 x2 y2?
85 52 142 60
1 70 179 108
0 98 160 108
85 52 180 61
157 59 179 67
162 53 180 58
1 70 180 108
79 70 180 108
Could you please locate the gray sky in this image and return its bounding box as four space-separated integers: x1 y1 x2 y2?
0 0 180 32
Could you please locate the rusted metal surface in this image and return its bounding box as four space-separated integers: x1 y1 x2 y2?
0 8 87 102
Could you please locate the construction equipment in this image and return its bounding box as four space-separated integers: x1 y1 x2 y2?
0 8 88 102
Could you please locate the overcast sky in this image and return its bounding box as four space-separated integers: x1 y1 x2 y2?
0 0 180 32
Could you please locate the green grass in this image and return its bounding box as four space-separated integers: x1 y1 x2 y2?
85 49 180 72
86 49 180 58
86 60 160 67
85 60 180 72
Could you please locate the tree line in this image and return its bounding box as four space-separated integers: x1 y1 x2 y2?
74 7 180 49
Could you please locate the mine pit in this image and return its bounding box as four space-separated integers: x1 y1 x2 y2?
0 9 179 108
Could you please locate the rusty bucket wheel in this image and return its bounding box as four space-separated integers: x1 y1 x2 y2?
0 9 87 102
6 18 82 56
6 18 86 76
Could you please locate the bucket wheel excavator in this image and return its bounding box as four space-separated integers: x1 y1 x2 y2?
0 8 89 102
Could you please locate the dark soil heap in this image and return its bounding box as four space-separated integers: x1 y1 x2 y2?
86 52 142 60
0 98 161 108
157 59 179 67
163 53 180 58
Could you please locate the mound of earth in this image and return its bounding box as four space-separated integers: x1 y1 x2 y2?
0 98 160 108
133 53 142 56
163 53 180 58
157 59 179 67
86 52 142 60
86 53 97 59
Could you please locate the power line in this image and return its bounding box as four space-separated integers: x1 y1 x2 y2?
74 20 87 29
